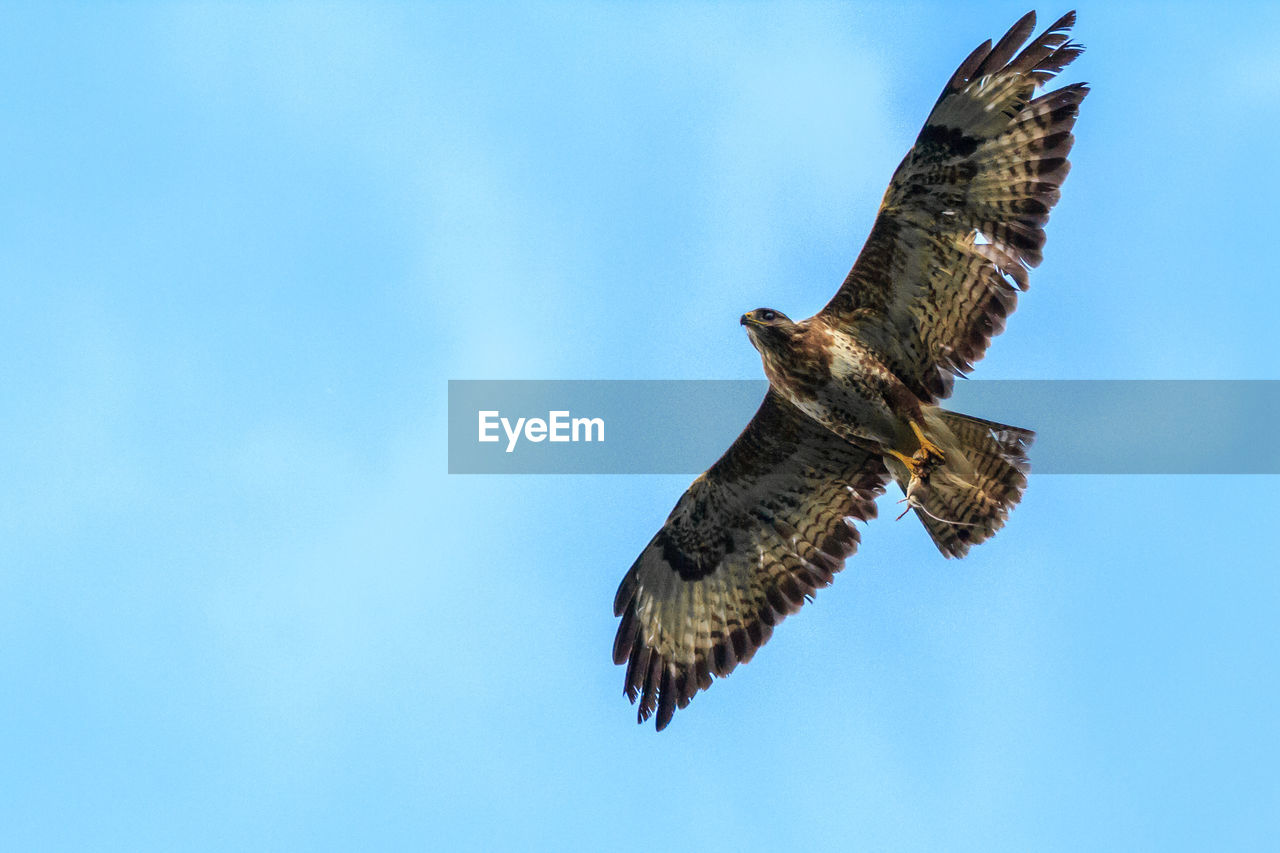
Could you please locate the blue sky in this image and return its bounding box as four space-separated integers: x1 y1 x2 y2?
3 2 1278 850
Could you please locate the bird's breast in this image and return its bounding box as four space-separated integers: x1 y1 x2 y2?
770 331 910 448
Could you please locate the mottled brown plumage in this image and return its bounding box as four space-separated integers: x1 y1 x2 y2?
614 10 1086 730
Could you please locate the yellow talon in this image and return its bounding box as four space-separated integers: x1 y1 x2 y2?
885 421 945 482
887 446 941 483
909 420 944 465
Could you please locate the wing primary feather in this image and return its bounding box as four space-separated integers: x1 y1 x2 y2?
972 10 1037 79
625 644 649 703
1009 11 1077 74
945 39 992 94
676 668 694 709
655 666 676 731
613 604 636 666
612 560 637 617
638 651 661 723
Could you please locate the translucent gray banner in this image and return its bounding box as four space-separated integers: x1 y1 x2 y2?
447 380 1280 474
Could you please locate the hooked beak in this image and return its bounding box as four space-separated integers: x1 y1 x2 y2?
740 312 757 327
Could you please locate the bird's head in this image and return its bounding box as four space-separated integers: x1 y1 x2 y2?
740 308 796 355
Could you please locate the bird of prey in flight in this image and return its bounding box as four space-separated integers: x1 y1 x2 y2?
613 10 1087 730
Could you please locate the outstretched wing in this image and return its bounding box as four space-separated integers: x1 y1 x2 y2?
612 391 888 730
820 11 1087 402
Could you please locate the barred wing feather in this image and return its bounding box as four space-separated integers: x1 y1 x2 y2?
612 392 888 730
821 11 1087 402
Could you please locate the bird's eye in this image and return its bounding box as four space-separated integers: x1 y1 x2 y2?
761 310 776 322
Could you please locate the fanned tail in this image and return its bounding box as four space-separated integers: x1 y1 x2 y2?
888 409 1034 558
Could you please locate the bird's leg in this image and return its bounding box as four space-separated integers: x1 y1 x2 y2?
885 445 940 482
885 448 916 469
885 421 945 482
909 420 944 466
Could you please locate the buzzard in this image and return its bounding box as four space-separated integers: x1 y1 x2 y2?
613 10 1087 730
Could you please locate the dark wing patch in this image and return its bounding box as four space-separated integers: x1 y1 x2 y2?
612 391 887 730
820 11 1087 402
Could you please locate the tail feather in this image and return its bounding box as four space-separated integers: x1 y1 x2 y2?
890 409 1034 558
